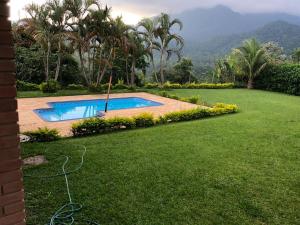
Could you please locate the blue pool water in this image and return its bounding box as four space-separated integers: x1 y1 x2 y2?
35 97 163 122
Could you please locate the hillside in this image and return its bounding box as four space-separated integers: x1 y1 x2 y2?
183 21 300 78
176 5 300 42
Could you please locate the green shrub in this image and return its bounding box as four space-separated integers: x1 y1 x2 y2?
102 83 109 90
106 117 136 130
169 94 180 100
144 83 159 89
186 96 200 104
72 118 107 136
113 83 128 90
72 114 150 137
254 64 300 96
128 86 136 92
40 80 60 93
159 91 169 98
163 82 182 89
88 83 103 93
16 80 40 91
159 103 238 124
23 127 60 142
134 113 155 127
66 84 86 90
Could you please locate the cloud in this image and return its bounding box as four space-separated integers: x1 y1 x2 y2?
105 0 300 16
9 0 300 23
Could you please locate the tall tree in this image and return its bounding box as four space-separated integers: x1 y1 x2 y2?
262 42 286 64
24 3 53 81
138 18 160 83
127 30 147 87
155 13 184 84
47 0 68 81
65 0 101 85
232 38 267 89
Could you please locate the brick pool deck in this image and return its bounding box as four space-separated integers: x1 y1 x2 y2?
18 92 200 136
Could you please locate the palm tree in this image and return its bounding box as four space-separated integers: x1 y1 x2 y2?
100 17 133 84
87 6 112 86
293 48 300 64
65 0 100 85
47 0 68 81
24 3 53 82
127 30 147 87
138 18 160 83
233 38 267 89
155 13 184 84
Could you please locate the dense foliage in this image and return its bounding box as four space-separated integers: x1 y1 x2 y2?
14 0 185 88
164 58 197 84
16 80 40 91
254 63 300 95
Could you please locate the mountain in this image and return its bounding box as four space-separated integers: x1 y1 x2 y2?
182 21 300 79
176 5 300 42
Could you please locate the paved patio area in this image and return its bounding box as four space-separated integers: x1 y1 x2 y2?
18 92 200 136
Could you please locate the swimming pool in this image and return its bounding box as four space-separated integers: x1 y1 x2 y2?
35 97 163 122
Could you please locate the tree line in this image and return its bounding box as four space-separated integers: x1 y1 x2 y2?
13 0 185 87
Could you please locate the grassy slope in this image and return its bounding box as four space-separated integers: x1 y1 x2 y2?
22 89 300 225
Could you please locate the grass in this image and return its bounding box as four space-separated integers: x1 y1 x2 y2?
22 89 300 225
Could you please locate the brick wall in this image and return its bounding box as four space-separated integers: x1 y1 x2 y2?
0 0 26 224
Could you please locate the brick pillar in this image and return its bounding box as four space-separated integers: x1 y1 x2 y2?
0 0 26 224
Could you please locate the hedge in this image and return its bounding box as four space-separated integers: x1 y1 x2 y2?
71 104 238 137
184 83 235 89
72 114 154 137
159 103 238 124
144 82 234 89
17 80 40 91
157 91 200 104
254 64 300 96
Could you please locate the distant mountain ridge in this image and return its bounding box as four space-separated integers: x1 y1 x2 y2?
176 5 300 42
181 20 300 78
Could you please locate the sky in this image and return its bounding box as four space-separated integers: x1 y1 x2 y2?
9 0 300 25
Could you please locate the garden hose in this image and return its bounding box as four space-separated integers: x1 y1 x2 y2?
24 145 100 225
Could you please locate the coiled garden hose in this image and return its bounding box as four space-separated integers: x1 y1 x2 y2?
24 145 99 225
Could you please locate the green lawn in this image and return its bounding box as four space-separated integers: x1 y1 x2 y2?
22 89 300 225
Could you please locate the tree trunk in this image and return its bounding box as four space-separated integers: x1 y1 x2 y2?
79 48 89 85
125 57 129 85
159 49 164 85
131 58 136 87
247 78 254 89
54 41 61 81
151 59 159 83
45 40 51 82
96 48 113 86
